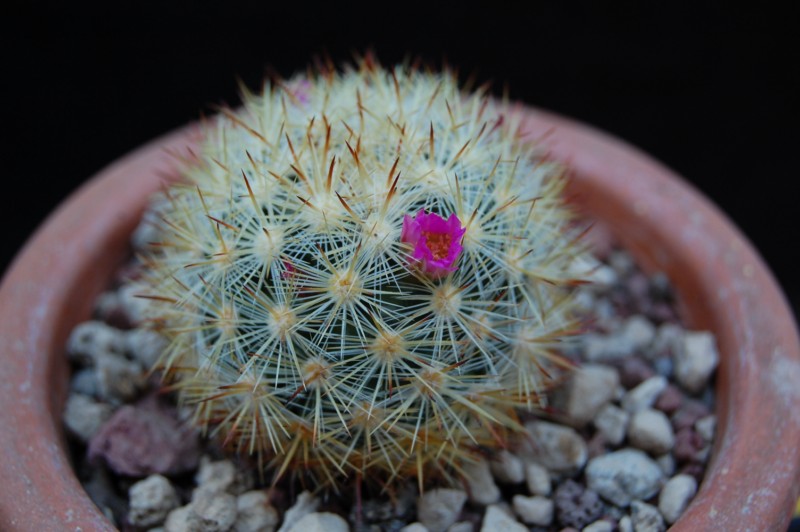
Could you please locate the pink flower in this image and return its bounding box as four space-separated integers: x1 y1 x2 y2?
401 211 466 278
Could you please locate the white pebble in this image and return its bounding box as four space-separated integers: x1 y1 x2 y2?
124 328 167 368
63 393 112 442
194 457 244 495
235 491 278 532
399 523 429 532
695 444 711 462
656 453 675 477
658 474 697 524
285 512 349 532
627 409 675 455
277 491 319 532
117 282 154 324
558 364 619 427
675 331 719 393
187 490 237 532
164 505 191 532
583 333 628 362
621 375 667 413
524 462 551 496
630 500 665 532
585 449 664 507
128 474 180 528
583 316 655 362
67 320 126 363
417 488 467 532
618 515 634 532
447 522 473 532
519 421 587 474
95 354 145 402
695 414 717 442
462 457 501 505
511 495 553 526
583 519 614 532
594 404 629 446
480 505 526 532
649 323 684 360
489 450 525 484
621 315 656 352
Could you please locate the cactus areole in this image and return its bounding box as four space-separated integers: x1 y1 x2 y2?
139 60 590 488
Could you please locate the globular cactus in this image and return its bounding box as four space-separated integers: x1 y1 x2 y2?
139 57 590 490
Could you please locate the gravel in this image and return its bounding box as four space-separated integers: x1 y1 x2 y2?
62 240 718 530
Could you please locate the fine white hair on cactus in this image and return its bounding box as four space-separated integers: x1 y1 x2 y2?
138 58 591 489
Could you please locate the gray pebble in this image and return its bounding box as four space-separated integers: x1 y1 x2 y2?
480 505 525 532
511 495 553 526
594 404 629 446
621 376 667 413
658 474 697 524
519 421 587 474
128 474 179 528
630 500 665 532
627 409 675 455
618 515 634 532
417 488 467 532
524 462 551 496
675 331 719 394
585 449 664 507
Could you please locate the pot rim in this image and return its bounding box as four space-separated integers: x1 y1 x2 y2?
1 107 798 531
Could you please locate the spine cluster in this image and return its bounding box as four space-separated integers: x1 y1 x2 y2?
140 60 589 488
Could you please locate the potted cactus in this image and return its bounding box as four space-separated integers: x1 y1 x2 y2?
1 59 799 531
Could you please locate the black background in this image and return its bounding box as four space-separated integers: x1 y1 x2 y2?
2 4 798 318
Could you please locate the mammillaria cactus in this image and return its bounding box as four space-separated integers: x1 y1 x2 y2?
138 57 591 489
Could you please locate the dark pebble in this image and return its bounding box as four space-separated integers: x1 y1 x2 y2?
618 357 656 388
587 432 608 459
654 384 684 414
673 427 706 463
672 400 711 431
554 479 605 530
679 462 707 483
88 395 201 477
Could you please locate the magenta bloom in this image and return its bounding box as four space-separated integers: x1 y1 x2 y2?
401 211 466 278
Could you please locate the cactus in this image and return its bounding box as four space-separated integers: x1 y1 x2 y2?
138 58 590 490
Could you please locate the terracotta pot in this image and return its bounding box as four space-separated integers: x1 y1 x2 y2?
1 107 798 531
